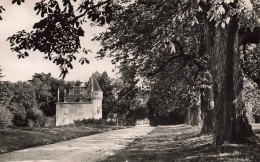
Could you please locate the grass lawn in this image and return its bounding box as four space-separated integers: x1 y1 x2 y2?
104 124 260 162
0 125 127 154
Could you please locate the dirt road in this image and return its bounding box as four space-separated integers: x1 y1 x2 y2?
0 126 154 162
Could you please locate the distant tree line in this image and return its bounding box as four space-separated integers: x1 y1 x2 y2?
0 69 149 127
0 72 69 127
93 70 149 126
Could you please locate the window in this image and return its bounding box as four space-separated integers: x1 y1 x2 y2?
63 118 68 125
64 107 68 115
80 107 84 114
97 107 101 114
95 93 98 95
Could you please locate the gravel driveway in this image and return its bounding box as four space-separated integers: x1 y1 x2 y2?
0 126 154 162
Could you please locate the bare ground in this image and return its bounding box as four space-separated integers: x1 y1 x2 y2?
0 126 154 162
0 125 128 154
104 124 260 162
1 124 259 162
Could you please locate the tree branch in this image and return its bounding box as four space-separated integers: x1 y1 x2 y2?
146 40 185 77
74 0 110 21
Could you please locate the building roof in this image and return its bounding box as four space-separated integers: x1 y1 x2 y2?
62 74 102 103
88 74 102 92
65 94 92 103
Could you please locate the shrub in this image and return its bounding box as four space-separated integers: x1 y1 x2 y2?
74 118 116 126
0 105 13 127
7 103 27 127
27 107 46 127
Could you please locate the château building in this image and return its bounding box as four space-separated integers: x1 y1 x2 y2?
56 74 103 126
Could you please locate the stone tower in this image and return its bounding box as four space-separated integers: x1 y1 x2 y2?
88 74 103 119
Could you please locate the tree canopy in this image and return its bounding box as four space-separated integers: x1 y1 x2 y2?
95 0 260 145
1 0 130 78
1 0 260 145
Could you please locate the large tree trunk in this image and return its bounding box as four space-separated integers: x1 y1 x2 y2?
210 16 253 146
200 21 215 134
200 87 214 134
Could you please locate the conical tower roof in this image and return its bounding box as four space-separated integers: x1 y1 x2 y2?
87 74 102 92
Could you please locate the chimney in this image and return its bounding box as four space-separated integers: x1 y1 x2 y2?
57 88 60 102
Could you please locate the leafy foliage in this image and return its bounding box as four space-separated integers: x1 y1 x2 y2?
241 44 260 87
0 5 5 20
73 118 116 125
0 82 13 106
0 66 4 79
95 0 260 142
2 0 260 80
6 81 44 126
5 0 123 78
0 105 13 127
243 78 260 122
98 71 115 119
94 1 205 125
11 0 25 5
29 73 67 116
0 72 73 126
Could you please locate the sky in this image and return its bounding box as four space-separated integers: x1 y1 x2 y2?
0 0 116 83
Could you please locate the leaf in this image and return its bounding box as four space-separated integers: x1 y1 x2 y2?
49 0 56 8
79 57 89 65
107 16 111 24
24 52 29 57
67 63 73 69
77 27 84 36
36 9 41 15
33 19 47 29
91 15 97 21
218 5 225 15
75 21 79 28
34 4 39 11
0 6 5 11
221 22 225 29
169 42 176 53
225 17 230 24
47 7 53 14
12 0 24 5
16 38 21 44
41 10 45 17
18 53 25 59
209 14 214 22
198 6 202 12
85 58 89 64
79 58 84 65
100 17 105 25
